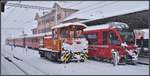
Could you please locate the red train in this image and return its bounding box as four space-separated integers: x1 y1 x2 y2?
6 22 139 65
6 33 49 49
84 22 139 65
38 23 88 62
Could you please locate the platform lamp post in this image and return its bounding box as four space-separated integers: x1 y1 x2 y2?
22 30 25 48
10 33 14 59
22 29 27 55
55 5 58 26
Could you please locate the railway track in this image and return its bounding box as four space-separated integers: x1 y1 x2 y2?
1 54 29 75
2 45 148 75
1 49 50 75
16 57 51 75
137 62 149 65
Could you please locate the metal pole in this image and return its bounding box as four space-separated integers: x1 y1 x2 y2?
22 29 25 55
22 29 25 48
55 6 58 26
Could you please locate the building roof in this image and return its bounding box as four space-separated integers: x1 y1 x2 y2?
62 1 149 22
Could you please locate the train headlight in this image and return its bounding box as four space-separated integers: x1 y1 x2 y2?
81 48 87 53
121 42 128 48
128 49 138 58
131 50 138 61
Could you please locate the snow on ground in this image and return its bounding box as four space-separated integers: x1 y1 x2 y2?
1 56 25 75
1 44 149 75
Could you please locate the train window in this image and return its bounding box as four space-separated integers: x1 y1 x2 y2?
85 34 98 45
61 29 69 38
109 32 120 45
32 38 37 42
120 31 135 44
74 30 85 38
87 34 97 39
53 29 58 39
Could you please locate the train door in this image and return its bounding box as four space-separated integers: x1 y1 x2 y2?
43 35 54 50
107 30 122 59
98 30 110 59
85 31 98 58
39 37 44 48
52 29 62 52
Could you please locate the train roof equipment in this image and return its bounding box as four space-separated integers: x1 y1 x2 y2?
84 22 129 31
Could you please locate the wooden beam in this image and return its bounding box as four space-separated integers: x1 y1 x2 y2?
1 0 7 12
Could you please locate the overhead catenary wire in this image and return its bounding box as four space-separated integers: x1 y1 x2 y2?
74 1 105 11
3 2 118 37
66 1 119 18
3 2 46 34
3 3 102 26
6 3 52 10
4 1 54 23
60 1 83 9
4 2 79 35
3 1 23 19
3 1 22 26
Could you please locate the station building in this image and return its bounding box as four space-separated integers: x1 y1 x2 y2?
32 2 149 56
32 3 78 34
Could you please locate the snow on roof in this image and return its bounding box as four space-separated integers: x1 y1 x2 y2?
84 22 128 31
52 1 101 10
10 32 52 39
51 22 87 29
63 1 149 22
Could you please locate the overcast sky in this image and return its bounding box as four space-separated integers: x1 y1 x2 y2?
1 1 149 45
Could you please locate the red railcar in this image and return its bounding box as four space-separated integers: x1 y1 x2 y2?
6 33 46 49
83 22 139 65
24 36 42 49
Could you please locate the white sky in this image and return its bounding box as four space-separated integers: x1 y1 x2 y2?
1 1 149 44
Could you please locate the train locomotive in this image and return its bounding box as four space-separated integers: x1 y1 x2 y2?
83 22 139 65
38 23 88 63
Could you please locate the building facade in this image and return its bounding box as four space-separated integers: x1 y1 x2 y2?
32 3 78 34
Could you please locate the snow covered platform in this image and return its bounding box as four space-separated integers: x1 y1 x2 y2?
1 45 149 75
138 57 149 65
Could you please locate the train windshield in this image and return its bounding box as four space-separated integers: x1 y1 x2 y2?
61 29 85 38
120 31 135 44
71 30 85 38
